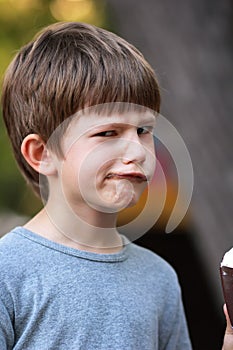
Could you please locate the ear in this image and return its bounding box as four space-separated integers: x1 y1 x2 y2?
21 134 57 176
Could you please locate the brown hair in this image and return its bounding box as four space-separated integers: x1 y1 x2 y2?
1 22 161 197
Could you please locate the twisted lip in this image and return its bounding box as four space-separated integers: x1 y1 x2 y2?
106 172 148 182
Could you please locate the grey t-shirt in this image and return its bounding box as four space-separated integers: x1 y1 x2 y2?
0 227 192 349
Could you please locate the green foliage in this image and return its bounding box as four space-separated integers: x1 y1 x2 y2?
0 0 107 217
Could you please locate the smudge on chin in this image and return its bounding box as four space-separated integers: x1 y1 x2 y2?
114 179 134 203
101 179 134 209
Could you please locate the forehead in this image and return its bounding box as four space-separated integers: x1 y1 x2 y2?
69 109 156 134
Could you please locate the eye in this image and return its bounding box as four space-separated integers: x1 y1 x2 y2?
137 126 153 135
94 130 117 137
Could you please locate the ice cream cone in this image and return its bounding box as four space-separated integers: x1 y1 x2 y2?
220 248 233 327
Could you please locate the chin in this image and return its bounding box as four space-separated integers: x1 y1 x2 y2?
91 185 144 213
91 196 136 214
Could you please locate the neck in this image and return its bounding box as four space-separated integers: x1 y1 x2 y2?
24 199 123 253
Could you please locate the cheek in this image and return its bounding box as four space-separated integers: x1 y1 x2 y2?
149 153 156 173
78 144 119 176
68 148 110 193
59 146 87 189
60 161 78 194
145 144 156 173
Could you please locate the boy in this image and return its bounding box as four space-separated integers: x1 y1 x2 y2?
0 22 192 349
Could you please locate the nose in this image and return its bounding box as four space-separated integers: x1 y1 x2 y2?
121 136 147 165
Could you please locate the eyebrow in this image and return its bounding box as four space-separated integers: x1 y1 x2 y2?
138 117 156 125
92 118 156 130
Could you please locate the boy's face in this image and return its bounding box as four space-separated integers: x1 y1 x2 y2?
49 109 156 214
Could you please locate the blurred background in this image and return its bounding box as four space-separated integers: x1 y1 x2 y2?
1 0 233 348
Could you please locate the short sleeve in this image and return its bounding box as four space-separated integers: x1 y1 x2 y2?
165 292 192 349
159 273 192 350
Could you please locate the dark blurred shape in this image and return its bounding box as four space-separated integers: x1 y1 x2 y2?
107 0 233 348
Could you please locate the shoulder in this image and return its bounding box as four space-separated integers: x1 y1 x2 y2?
0 227 28 255
128 242 178 284
0 229 26 301
129 241 175 269
0 228 21 256
126 242 183 315
0 227 38 276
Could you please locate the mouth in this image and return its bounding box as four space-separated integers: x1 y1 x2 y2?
106 172 147 182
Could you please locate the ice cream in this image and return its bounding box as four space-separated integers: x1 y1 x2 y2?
221 248 233 268
220 248 233 327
